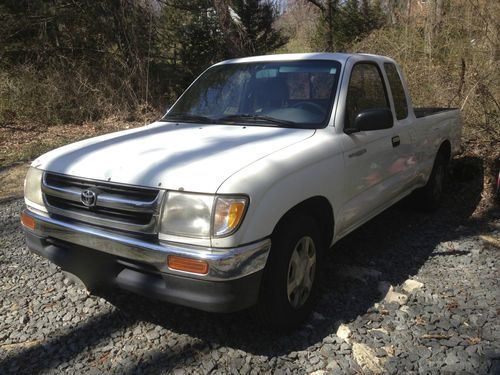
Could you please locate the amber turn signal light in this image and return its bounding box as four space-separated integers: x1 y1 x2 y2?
20 212 36 230
167 255 209 275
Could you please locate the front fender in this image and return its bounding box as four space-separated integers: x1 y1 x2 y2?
213 130 344 248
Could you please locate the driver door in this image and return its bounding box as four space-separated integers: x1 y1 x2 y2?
338 62 400 234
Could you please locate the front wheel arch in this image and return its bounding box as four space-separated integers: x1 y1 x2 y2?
271 196 334 250
257 214 323 330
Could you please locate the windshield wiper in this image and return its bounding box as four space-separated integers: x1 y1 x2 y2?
217 114 296 127
162 114 215 124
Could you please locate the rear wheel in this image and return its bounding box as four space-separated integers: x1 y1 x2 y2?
257 215 323 331
415 152 448 212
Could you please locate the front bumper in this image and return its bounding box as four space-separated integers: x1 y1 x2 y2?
22 209 271 312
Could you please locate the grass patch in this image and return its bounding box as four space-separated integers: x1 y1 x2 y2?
0 164 29 200
0 118 147 199
0 118 147 169
0 139 75 167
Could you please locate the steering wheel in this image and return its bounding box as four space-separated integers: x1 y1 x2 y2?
292 101 326 116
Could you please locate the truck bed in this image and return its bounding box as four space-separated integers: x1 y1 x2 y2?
414 107 459 118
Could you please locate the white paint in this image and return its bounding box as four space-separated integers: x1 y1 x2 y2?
34 123 315 194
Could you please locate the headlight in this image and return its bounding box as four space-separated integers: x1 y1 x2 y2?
159 192 248 238
160 192 214 238
24 167 46 211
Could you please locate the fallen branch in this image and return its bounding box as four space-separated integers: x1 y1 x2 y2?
421 334 452 340
0 340 42 351
479 235 500 248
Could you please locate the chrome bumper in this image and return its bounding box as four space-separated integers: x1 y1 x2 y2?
23 209 271 281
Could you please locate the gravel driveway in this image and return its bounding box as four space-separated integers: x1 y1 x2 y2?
1 162 499 374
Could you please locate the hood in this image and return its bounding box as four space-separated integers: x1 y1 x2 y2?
33 122 315 193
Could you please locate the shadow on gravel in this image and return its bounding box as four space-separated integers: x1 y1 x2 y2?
0 310 135 374
120 341 209 375
87 156 489 374
4 157 488 374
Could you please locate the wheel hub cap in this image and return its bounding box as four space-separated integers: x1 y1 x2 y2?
287 236 316 309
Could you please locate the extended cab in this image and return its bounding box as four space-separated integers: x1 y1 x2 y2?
22 53 461 329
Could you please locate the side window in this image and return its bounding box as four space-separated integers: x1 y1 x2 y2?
345 63 389 128
384 63 408 120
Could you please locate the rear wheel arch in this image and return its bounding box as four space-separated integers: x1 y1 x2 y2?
438 140 451 163
415 140 451 212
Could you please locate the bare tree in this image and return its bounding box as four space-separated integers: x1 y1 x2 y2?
305 0 339 51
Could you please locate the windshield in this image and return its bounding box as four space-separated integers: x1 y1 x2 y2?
162 60 342 129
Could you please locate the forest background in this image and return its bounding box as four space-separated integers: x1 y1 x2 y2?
0 0 498 203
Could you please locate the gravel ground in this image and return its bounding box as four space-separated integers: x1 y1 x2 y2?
1 164 499 374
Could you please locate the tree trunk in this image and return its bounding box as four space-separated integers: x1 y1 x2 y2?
435 0 444 33
327 0 333 51
424 0 435 59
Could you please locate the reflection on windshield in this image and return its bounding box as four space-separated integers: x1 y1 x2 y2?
163 60 341 129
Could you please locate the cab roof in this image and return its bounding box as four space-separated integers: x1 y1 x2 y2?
215 52 393 66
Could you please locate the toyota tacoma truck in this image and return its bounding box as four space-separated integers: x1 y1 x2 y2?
21 53 461 329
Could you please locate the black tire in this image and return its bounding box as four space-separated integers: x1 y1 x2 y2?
257 215 323 331
415 152 449 212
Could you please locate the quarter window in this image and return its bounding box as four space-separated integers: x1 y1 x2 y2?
384 63 409 120
345 63 389 128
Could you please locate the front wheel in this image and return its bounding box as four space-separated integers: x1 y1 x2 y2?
257 215 323 331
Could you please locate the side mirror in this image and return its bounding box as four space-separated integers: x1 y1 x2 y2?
344 108 393 134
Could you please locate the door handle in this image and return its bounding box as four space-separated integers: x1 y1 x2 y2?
392 136 400 147
348 148 367 158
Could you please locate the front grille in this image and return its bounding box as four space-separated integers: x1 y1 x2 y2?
42 172 164 234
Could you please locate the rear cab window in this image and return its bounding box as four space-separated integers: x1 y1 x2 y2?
384 63 409 120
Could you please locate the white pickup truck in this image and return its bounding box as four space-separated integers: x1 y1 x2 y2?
22 53 461 329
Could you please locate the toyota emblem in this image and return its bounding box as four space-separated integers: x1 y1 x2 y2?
81 189 97 207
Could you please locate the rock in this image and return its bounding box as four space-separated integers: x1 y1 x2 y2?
402 279 424 293
336 324 351 341
326 360 342 372
322 336 335 344
436 319 451 331
383 287 409 306
382 345 396 357
308 370 327 375
339 342 351 355
444 352 461 367
465 345 479 356
319 344 336 357
415 346 431 359
145 330 159 341
309 355 321 365
62 312 72 322
369 327 389 337
352 342 386 374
